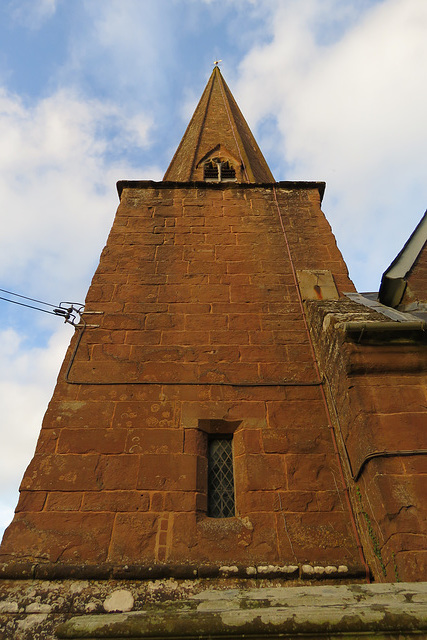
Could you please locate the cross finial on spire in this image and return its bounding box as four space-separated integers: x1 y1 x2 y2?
213 59 222 67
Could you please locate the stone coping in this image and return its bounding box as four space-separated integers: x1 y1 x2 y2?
54 582 427 639
116 179 326 199
0 561 366 581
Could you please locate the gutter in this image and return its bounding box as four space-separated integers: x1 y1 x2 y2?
379 210 427 307
337 320 426 333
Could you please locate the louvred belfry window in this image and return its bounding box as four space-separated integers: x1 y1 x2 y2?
207 437 235 518
204 160 219 180
220 161 236 180
204 159 236 182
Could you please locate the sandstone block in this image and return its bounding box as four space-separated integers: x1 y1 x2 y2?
96 454 140 490
164 491 204 512
125 428 182 454
279 512 359 564
35 429 59 453
267 401 327 429
160 331 209 346
20 454 100 492
42 400 115 430
137 454 205 492
185 314 227 331
57 428 127 454
235 453 286 492
15 491 47 513
233 429 262 456
108 513 159 563
146 313 185 330
91 344 132 361
139 361 199 383
286 454 338 491
125 330 161 345
81 490 150 512
0 512 114 563
45 491 83 511
263 426 333 454
102 314 144 330
112 401 176 429
183 429 207 455
115 284 159 303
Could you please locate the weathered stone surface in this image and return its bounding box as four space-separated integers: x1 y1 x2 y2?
235 453 286 492
0 512 114 563
20 454 100 492
306 297 427 582
57 429 127 454
1 580 425 639
137 453 204 492
81 491 150 513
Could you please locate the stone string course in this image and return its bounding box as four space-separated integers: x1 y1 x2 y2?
0 561 364 581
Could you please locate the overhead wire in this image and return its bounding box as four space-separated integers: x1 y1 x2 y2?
0 287 83 325
0 295 62 317
1 287 61 309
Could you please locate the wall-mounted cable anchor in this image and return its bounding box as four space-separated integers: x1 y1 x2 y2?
0 288 84 326
53 302 85 326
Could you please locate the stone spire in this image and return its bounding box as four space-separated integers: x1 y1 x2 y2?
164 66 274 183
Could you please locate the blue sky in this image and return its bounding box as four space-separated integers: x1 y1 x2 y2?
0 0 426 538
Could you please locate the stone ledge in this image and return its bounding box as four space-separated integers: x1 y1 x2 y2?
55 582 427 639
0 562 366 581
116 179 326 199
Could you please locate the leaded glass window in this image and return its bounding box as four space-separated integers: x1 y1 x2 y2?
208 437 235 518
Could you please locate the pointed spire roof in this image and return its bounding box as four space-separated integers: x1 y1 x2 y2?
164 66 274 183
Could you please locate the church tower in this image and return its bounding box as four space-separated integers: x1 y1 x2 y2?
1 66 364 573
1 71 426 638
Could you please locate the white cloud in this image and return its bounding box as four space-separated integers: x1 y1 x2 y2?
7 0 58 29
67 0 178 103
0 87 159 302
236 0 427 289
0 324 71 533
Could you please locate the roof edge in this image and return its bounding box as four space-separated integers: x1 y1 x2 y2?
379 210 427 307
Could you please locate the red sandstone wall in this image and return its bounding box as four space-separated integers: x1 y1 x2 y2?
0 183 361 569
344 352 427 581
306 302 427 582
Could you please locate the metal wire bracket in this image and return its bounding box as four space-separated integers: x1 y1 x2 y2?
53 302 85 326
